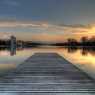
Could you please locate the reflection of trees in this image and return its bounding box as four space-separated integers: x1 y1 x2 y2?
85 47 95 56
67 47 95 56
81 47 88 56
67 46 78 53
0 47 16 56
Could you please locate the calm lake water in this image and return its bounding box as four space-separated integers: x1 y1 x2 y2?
0 46 95 80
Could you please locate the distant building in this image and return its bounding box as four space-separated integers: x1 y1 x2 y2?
17 40 24 49
10 36 16 56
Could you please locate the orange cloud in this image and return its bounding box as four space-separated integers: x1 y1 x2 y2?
0 20 49 28
0 20 95 42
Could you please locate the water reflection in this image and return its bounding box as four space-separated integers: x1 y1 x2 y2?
0 46 95 79
1 46 95 56
67 46 95 56
59 47 95 80
0 47 16 56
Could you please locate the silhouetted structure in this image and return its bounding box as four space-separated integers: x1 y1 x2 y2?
10 36 16 56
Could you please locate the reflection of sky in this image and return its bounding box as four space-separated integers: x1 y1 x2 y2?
59 49 95 79
0 49 33 65
0 47 95 80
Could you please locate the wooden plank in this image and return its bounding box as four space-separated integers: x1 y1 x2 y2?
0 53 95 95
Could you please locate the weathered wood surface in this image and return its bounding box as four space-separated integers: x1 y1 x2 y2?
0 53 95 95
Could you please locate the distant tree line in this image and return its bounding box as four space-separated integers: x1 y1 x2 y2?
67 36 95 46
0 36 95 47
52 36 95 46
0 39 10 47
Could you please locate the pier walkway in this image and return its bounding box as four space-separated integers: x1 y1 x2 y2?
0 53 95 95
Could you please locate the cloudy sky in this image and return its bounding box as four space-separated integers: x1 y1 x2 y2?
0 0 95 42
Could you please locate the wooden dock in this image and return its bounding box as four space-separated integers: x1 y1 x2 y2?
0 53 95 95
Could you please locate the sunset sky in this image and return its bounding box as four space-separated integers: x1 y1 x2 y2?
0 0 95 43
